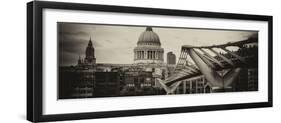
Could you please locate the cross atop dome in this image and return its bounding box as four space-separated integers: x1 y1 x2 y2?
146 27 153 31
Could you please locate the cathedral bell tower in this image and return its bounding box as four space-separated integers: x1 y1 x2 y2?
84 37 96 66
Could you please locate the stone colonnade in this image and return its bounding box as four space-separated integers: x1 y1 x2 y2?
134 50 163 60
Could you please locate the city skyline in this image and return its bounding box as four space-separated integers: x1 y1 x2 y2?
58 22 259 99
59 23 257 66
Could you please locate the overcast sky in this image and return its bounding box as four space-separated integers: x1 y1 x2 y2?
58 23 257 66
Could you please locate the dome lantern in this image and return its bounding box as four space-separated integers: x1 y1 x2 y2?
146 27 153 31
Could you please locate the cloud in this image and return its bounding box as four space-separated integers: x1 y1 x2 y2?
59 51 78 66
105 39 112 43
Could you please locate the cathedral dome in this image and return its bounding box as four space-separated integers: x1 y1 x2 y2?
134 27 164 64
137 27 161 46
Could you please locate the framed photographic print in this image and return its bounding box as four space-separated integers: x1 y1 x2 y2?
27 1 273 122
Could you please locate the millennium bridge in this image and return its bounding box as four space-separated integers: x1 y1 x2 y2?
157 37 258 94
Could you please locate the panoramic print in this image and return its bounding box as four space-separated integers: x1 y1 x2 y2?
58 22 258 99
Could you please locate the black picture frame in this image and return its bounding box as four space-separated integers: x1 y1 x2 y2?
27 1 273 122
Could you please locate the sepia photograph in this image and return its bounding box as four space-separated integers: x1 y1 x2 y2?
26 2 273 122
58 22 258 99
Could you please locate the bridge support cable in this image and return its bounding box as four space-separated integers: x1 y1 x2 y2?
221 47 246 63
188 48 223 87
199 48 224 68
178 49 188 65
174 50 188 72
165 70 193 83
184 65 200 73
181 68 196 74
209 48 235 66
192 48 217 69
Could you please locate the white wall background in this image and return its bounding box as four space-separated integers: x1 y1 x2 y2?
0 0 280 122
